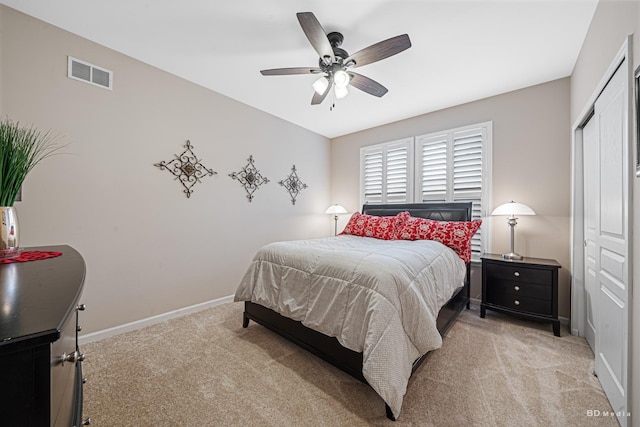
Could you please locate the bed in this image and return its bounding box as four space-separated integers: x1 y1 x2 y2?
234 202 474 420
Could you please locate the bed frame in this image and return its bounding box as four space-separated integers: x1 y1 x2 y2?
242 202 473 420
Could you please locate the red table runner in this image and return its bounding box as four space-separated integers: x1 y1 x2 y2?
0 251 63 264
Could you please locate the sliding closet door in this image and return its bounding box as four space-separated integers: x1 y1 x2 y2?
590 60 630 425
582 114 598 353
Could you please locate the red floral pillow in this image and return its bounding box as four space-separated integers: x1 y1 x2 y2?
396 215 482 263
340 212 406 240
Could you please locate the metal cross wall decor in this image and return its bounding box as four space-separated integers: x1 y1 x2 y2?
279 165 308 205
229 155 270 202
154 140 216 198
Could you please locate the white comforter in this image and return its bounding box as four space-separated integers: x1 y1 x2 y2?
234 235 465 419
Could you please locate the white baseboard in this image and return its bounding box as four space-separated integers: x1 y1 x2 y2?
80 296 573 345
78 294 235 345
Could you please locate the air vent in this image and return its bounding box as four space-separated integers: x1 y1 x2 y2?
67 56 113 90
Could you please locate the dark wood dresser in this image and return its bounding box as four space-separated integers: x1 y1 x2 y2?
0 245 90 426
481 253 561 336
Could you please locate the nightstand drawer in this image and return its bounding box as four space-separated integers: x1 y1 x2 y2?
484 263 551 285
485 293 552 316
486 279 551 300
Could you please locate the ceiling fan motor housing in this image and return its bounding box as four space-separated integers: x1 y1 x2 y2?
318 32 349 69
327 31 344 47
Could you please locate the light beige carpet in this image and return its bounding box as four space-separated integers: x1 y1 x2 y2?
82 303 617 426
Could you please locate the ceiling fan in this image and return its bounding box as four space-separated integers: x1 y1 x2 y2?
260 12 412 106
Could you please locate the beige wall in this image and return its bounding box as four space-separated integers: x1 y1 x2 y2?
330 78 572 316
569 1 639 424
0 7 331 334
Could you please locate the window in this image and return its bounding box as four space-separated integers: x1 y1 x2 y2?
360 122 492 261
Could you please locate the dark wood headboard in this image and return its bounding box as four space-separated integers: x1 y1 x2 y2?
361 202 473 222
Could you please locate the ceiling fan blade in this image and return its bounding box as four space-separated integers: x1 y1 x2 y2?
296 12 335 64
345 34 411 68
260 67 322 76
311 79 333 105
349 72 388 97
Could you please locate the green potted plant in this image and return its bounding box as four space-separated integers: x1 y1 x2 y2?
0 118 64 257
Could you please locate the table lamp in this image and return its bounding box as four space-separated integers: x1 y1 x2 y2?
325 204 347 236
491 201 535 260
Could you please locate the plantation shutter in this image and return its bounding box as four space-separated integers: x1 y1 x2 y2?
453 128 485 257
414 123 489 261
360 138 412 205
362 148 384 203
416 133 448 201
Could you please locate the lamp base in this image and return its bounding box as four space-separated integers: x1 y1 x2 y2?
502 252 523 260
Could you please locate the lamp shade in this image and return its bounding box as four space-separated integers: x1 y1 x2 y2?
313 76 329 95
333 70 350 88
334 85 349 99
325 204 347 215
491 201 535 217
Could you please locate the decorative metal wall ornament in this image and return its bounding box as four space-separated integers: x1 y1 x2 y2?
279 165 308 205
154 140 216 198
229 155 270 202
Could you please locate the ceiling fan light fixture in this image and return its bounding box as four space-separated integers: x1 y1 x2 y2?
333 69 350 88
335 85 349 99
312 76 329 95
260 12 412 106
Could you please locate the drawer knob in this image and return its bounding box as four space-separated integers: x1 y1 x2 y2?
77 304 86 311
82 417 92 425
59 350 85 366
77 325 83 332
514 272 520 277
514 286 520 291
514 300 520 306
83 377 88 384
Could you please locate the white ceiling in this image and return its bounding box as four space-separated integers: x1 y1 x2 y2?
1 0 597 138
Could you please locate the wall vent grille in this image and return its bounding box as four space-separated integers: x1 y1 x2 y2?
67 56 113 90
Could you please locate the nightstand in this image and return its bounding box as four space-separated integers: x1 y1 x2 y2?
481 254 561 336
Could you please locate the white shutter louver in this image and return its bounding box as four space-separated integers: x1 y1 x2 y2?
417 135 448 201
453 133 483 199
453 129 485 261
360 139 412 205
363 149 384 203
386 145 409 203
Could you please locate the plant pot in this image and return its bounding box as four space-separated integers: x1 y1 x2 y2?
0 206 19 258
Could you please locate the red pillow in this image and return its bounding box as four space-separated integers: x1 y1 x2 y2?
340 212 406 240
396 215 482 263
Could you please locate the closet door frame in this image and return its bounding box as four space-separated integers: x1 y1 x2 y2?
570 36 632 426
